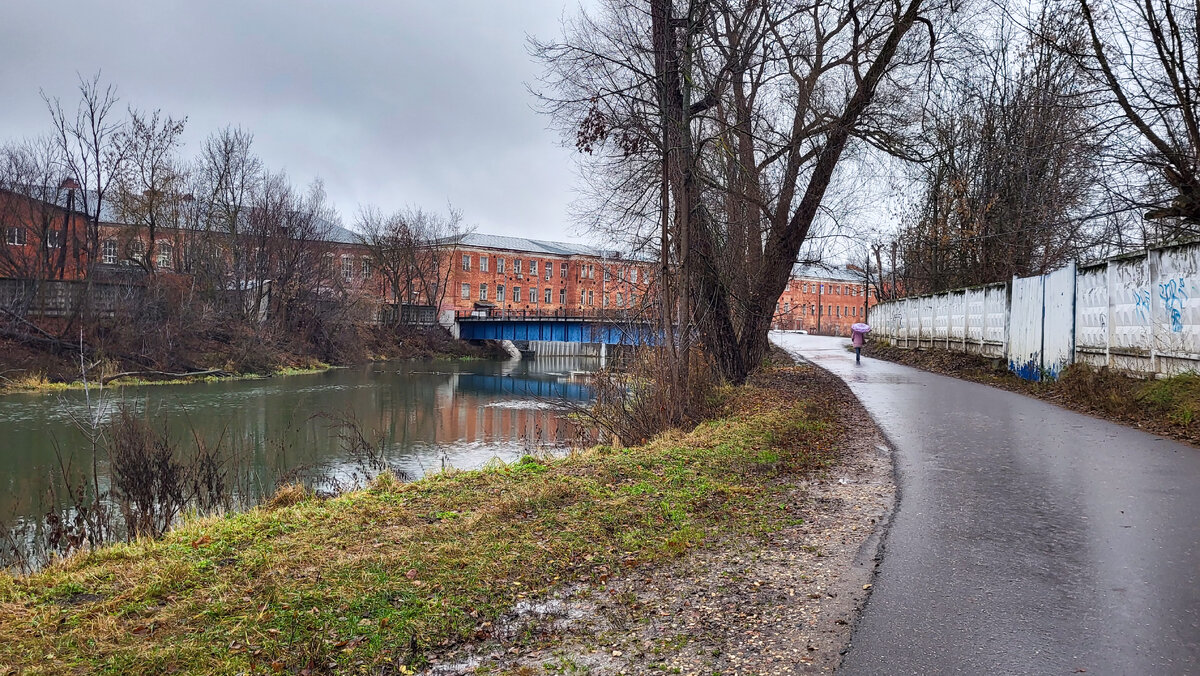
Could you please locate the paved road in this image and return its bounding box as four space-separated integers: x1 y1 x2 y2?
772 333 1200 675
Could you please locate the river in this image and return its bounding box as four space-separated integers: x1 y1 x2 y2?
0 356 596 561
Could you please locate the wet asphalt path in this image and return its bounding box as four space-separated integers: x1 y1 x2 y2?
771 333 1200 675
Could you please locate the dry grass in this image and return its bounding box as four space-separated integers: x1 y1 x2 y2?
0 365 841 675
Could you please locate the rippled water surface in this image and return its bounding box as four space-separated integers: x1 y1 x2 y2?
0 357 597 528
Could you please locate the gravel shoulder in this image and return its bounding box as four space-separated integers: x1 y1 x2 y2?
419 364 896 675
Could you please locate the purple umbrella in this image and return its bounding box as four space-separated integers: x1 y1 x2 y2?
851 322 871 334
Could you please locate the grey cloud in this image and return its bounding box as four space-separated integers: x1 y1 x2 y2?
0 0 588 240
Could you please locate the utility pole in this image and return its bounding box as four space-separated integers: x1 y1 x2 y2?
817 282 822 334
864 249 871 322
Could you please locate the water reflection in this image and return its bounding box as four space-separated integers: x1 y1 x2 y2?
0 357 597 533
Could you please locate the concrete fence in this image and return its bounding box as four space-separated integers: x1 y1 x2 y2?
871 242 1199 379
0 278 145 319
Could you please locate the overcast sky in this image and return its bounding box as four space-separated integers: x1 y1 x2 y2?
0 1 592 242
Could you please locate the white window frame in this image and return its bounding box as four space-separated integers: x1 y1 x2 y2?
157 243 173 269
461 283 470 299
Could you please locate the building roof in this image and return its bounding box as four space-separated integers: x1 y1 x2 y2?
791 263 867 283
445 232 623 258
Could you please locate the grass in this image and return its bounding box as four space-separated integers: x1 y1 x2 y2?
1134 372 1200 426
0 366 840 675
0 362 332 396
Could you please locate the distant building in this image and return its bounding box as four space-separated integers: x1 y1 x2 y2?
441 233 653 317
773 263 879 336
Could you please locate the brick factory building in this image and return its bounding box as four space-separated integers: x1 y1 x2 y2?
441 233 654 317
772 263 879 336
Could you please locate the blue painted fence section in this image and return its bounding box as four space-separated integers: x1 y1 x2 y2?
872 242 1199 379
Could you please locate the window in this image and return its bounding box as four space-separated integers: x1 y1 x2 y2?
513 286 521 303
530 260 538 276
559 288 566 304
604 268 611 282
498 258 506 273
560 262 567 279
45 230 62 249
5 228 25 246
130 240 146 262
784 302 791 313
102 239 118 264
618 268 625 282
497 284 505 301
629 268 637 283
544 288 552 304
462 254 471 271
461 283 470 299
588 264 594 279
587 290 594 306
530 287 538 304
515 259 523 274
342 256 353 281
480 284 488 301
616 292 623 306
545 261 553 280
361 257 371 278
603 294 609 308
157 243 173 269
480 256 489 272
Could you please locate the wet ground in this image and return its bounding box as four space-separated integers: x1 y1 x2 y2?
772 332 1200 675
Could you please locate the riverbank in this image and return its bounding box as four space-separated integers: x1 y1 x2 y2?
0 326 506 396
0 363 893 674
867 341 1200 446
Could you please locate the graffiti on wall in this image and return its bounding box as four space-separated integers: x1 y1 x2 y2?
1133 289 1152 323
1158 278 1189 333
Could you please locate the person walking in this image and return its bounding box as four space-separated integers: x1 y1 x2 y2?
850 322 871 364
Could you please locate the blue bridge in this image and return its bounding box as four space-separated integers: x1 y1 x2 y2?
455 310 655 346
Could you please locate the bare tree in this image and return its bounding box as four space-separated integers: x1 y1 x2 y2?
110 109 187 274
537 0 941 383
42 73 129 269
356 205 469 323
893 12 1105 292
1078 0 1199 242
0 137 74 281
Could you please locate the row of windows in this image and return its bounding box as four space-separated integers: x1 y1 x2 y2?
778 302 864 318
5 227 65 248
461 254 642 284
794 281 871 297
461 282 639 307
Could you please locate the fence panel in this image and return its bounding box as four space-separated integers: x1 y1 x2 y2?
1108 255 1153 372
1042 263 1076 378
1152 246 1199 374
1008 274 1045 380
1074 263 1109 369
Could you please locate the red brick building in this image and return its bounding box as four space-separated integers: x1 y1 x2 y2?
773 264 879 336
442 234 653 316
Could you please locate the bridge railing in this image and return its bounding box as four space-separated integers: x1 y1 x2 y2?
455 307 650 322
